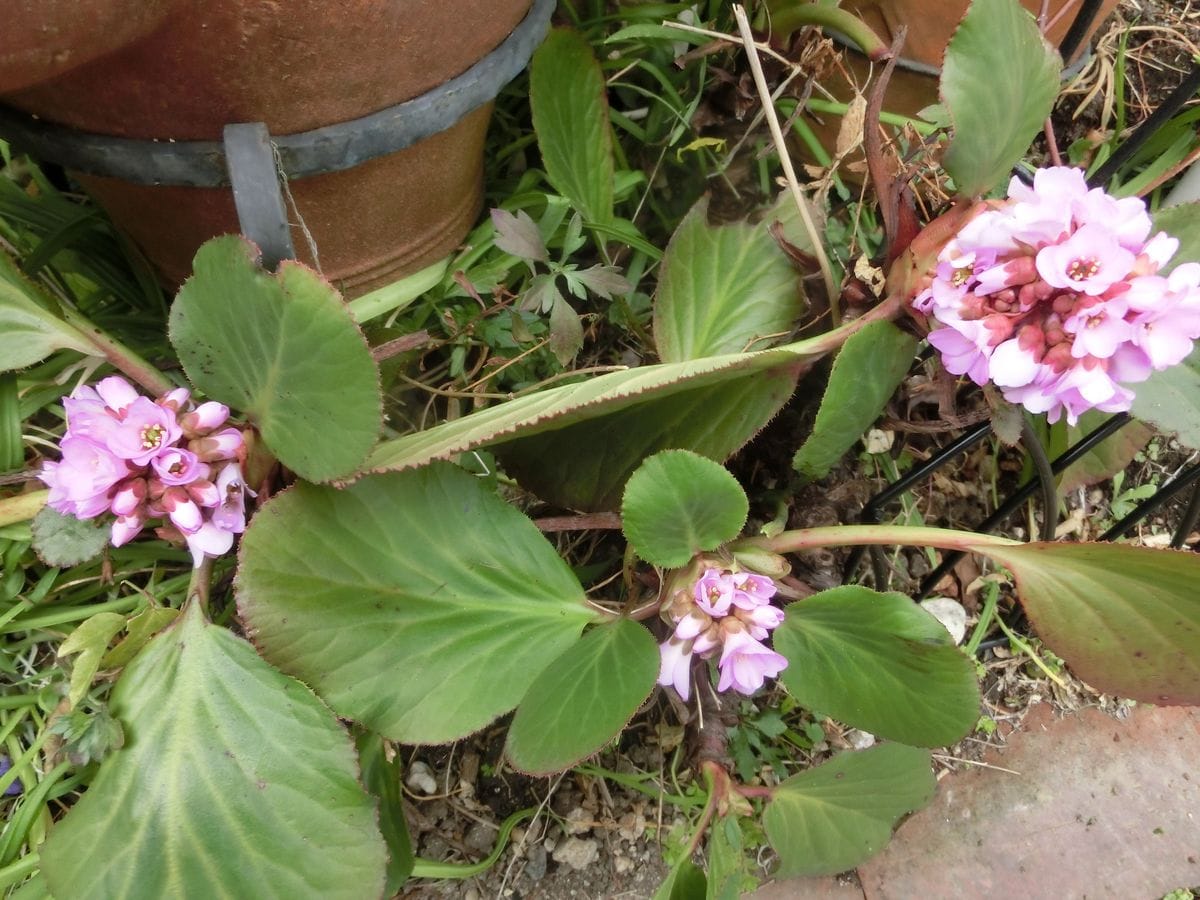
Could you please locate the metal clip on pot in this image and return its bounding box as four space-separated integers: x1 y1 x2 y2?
223 122 295 270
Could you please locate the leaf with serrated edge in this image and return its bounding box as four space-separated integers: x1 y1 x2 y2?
363 329 854 508
531 28 614 223
793 321 915 480
941 0 1061 197
40 602 387 900
506 618 658 774
31 506 109 567
654 197 805 363
622 450 748 567
775 586 980 747
237 464 597 744
978 541 1200 704
169 236 381 482
764 744 935 878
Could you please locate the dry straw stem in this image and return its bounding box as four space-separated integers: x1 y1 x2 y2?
732 4 838 307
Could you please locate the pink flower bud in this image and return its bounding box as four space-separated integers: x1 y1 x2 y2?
180 401 230 435
94 376 139 413
189 428 243 463
110 478 147 517
187 479 221 508
111 514 146 547
161 487 203 534
158 387 191 412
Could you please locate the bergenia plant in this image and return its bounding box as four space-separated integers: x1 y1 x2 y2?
1 0 1199 897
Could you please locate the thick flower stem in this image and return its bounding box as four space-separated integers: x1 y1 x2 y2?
741 524 1021 556
768 1 892 61
186 557 214 613
59 306 175 397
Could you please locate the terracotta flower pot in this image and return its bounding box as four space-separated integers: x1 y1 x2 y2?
796 0 1121 168
0 0 545 297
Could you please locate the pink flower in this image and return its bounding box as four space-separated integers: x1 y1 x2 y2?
693 569 737 616
716 628 788 696
1036 225 1135 296
180 401 230 434
911 166 1200 425
104 397 182 466
211 463 252 533
183 521 236 568
111 514 146 547
658 638 693 701
151 447 203 486
40 436 129 519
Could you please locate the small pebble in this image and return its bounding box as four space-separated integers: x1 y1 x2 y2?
552 837 600 871
564 805 591 835
404 761 438 795
847 729 876 750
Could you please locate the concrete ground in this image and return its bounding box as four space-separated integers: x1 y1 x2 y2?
752 704 1200 899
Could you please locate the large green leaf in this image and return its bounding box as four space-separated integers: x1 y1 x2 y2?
0 249 94 372
39 602 386 899
793 321 915 480
169 236 381 482
505 618 658 774
1132 347 1200 450
1153 202 1200 274
763 744 935 877
940 0 1061 197
774 586 979 746
530 28 614 223
653 198 805 363
621 450 749 567
978 541 1200 704
364 335 845 509
237 463 597 743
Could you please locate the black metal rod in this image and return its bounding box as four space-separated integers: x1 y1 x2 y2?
1100 463 1200 542
1058 0 1105 65
1173 480 1200 551
843 421 993 581
1088 60 1200 187
916 413 1132 598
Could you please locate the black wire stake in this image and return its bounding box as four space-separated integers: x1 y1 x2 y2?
915 413 1132 598
1057 0 1106 65
1100 462 1200 542
842 421 993 582
1173 480 1200 550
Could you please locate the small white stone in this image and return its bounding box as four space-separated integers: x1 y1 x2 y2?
847 729 876 750
552 837 599 871
404 761 438 795
864 428 895 455
921 596 968 645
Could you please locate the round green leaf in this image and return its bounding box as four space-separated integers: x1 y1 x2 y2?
621 450 748 567
31 506 109 567
169 236 381 482
763 744 935 878
237 463 597 744
40 602 387 899
978 541 1200 704
940 0 1061 197
774 586 980 747
505 618 659 774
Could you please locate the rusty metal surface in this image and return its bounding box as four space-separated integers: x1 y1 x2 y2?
0 0 182 94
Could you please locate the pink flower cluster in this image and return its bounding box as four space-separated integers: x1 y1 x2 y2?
658 567 787 701
39 376 252 567
913 167 1200 424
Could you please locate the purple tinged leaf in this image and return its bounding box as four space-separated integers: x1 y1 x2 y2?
491 208 549 263
520 273 559 313
548 293 584 365
574 265 632 299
